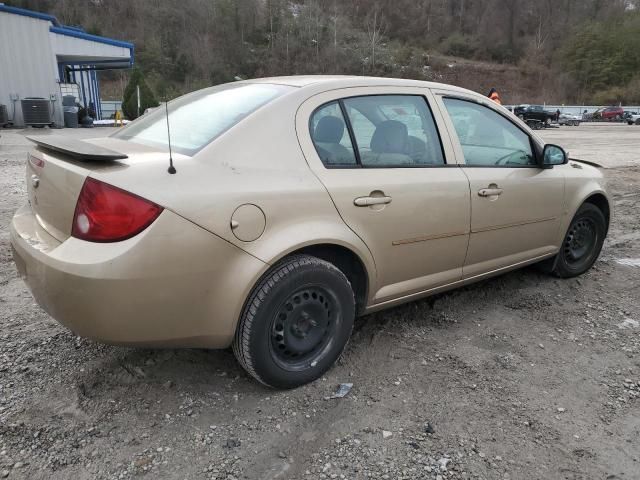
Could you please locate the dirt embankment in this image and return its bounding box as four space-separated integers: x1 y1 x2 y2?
426 55 561 105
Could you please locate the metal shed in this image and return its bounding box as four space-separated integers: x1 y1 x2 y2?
0 4 133 127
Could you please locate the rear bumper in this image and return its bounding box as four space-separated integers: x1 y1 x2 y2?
10 204 267 348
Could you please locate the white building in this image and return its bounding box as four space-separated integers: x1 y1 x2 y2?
0 3 133 127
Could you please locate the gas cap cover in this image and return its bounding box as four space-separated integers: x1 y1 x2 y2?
230 204 266 242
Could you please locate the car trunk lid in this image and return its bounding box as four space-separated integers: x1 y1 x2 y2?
24 135 157 242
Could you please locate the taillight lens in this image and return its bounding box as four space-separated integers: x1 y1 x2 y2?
72 178 163 242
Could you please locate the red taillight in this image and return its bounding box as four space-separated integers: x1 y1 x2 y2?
71 178 163 242
28 154 45 168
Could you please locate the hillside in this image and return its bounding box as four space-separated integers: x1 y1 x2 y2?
97 55 554 106
6 0 640 104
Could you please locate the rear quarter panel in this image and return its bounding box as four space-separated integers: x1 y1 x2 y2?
88 90 378 304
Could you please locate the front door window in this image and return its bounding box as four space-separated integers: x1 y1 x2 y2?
443 98 535 167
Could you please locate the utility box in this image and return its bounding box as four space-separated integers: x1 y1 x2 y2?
21 98 52 127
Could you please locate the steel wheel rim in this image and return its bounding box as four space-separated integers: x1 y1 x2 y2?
269 285 340 371
564 218 597 266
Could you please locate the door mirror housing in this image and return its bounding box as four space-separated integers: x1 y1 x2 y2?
542 144 568 168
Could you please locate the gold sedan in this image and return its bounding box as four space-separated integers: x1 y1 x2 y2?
11 76 611 388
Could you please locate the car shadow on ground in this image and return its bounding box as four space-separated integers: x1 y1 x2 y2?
69 264 556 401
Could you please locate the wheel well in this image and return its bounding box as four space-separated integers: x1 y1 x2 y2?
292 244 369 314
584 193 610 232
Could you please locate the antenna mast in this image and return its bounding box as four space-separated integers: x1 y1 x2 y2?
165 100 176 174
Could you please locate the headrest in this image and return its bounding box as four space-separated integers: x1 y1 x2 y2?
314 116 345 143
370 120 409 154
470 118 498 145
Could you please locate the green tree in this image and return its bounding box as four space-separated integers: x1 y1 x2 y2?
563 12 640 102
121 68 159 120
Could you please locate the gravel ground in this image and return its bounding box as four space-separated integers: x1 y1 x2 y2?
1 125 639 480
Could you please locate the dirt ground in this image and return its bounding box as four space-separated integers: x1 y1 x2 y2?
0 124 639 480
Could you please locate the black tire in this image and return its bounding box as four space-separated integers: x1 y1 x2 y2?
550 203 607 278
233 255 355 389
636 119 640 126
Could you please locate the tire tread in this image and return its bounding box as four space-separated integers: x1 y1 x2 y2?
233 254 353 387
551 203 606 278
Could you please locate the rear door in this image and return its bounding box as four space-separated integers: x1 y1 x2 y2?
434 93 565 278
296 87 471 304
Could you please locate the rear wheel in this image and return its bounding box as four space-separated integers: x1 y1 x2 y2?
233 255 355 389
549 203 606 278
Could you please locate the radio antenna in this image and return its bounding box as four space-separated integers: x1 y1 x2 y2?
165 99 176 174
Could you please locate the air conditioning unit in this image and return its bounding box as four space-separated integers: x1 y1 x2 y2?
21 98 52 127
0 104 8 127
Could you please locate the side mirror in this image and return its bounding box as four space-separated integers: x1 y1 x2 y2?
542 144 568 168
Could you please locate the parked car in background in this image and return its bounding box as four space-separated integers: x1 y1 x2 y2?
623 110 638 120
593 106 624 121
11 76 611 388
513 105 557 126
627 113 640 125
558 113 581 126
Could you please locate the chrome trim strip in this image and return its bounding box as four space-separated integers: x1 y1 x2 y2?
471 216 557 234
392 231 468 246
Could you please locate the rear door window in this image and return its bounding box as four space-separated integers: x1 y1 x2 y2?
344 95 444 167
309 102 357 166
310 94 445 168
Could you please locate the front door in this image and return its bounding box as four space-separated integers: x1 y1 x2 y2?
297 88 471 304
438 96 565 278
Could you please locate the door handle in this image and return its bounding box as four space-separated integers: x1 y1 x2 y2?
478 188 503 197
354 195 392 207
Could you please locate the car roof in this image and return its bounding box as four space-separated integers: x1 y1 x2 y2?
240 75 480 97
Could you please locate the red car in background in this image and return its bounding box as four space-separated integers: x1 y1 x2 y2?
593 106 624 121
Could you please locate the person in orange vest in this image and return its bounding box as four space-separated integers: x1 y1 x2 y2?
488 88 502 105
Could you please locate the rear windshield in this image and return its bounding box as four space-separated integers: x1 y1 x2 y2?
113 83 293 156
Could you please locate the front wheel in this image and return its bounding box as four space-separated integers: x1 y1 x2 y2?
550 203 607 278
233 255 355 389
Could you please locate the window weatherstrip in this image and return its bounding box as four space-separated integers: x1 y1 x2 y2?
338 100 362 167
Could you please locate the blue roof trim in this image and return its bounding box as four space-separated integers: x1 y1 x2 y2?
0 5 133 65
62 25 86 33
59 59 132 66
50 26 134 49
0 4 60 25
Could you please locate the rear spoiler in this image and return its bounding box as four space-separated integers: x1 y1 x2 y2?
27 135 128 161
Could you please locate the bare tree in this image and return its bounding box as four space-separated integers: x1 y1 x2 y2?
366 5 385 71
